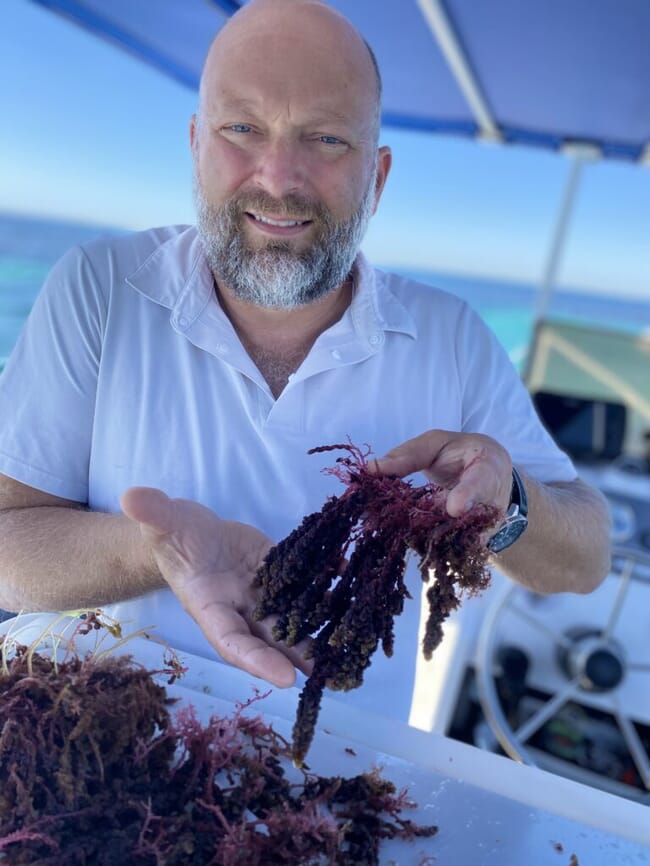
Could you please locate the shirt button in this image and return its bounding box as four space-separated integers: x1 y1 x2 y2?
331 349 342 361
178 316 189 328
369 334 381 346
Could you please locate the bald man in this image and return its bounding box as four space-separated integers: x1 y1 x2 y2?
0 0 609 718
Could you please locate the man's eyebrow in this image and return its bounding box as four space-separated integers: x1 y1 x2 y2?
207 99 352 126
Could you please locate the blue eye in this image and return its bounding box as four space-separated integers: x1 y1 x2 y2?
319 135 344 145
228 124 253 134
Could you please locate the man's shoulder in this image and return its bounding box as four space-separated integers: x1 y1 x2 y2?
78 224 194 264
40 225 201 308
52 225 201 298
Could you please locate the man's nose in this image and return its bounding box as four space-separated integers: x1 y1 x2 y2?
252 138 306 199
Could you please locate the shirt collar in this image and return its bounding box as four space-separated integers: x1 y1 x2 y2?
124 226 212 328
350 252 417 345
125 227 417 343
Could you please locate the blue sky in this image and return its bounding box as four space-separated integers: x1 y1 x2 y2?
2 0 650 299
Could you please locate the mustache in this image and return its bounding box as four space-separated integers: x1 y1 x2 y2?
226 190 330 223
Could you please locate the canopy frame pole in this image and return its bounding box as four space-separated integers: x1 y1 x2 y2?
533 143 601 328
416 0 501 141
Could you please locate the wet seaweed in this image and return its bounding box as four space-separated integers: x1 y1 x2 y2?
253 442 498 765
0 612 437 864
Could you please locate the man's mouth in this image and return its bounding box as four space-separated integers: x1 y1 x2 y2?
245 211 314 236
249 213 311 228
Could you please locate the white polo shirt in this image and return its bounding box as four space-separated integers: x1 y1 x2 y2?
0 225 575 720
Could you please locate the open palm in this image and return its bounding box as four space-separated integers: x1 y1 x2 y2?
121 487 305 687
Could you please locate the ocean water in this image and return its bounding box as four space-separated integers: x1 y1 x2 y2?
1 212 648 368
0 213 125 365
398 268 650 369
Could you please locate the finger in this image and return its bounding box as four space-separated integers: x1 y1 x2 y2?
199 602 297 688
251 614 315 677
290 637 314 676
121 487 175 536
445 461 505 517
446 483 479 517
372 430 451 478
223 634 297 689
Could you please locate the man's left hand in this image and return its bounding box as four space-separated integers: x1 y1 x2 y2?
373 429 512 519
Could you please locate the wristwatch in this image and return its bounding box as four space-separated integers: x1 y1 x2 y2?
487 467 528 553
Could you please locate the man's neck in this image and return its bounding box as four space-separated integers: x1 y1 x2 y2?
215 277 353 398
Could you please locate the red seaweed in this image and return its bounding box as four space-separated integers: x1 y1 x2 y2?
253 442 498 765
0 616 437 865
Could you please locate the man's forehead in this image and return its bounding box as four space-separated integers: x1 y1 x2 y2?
198 2 380 138
204 93 354 124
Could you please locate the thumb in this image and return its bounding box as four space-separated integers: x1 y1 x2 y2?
372 430 451 479
120 487 175 537
372 452 419 478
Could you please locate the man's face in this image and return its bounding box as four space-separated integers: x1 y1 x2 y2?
190 5 391 307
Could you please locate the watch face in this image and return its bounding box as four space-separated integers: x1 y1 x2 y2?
488 515 528 553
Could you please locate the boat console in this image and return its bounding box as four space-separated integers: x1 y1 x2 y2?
431 318 650 807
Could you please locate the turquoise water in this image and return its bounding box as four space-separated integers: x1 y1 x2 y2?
393 267 650 372
1 212 648 368
0 256 48 362
0 214 124 364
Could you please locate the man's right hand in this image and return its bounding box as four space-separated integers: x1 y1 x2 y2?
121 487 307 688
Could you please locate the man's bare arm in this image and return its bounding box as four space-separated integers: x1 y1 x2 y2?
0 473 160 611
492 474 611 594
0 475 308 687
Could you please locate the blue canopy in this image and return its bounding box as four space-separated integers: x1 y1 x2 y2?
28 0 650 163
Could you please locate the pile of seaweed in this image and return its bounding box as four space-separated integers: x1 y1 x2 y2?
254 442 499 765
0 612 437 865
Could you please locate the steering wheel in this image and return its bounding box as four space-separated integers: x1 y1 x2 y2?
474 545 650 793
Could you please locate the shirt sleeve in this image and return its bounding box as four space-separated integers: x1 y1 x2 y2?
0 245 106 501
455 303 577 482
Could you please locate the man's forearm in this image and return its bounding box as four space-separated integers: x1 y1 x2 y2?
0 506 163 612
493 475 611 594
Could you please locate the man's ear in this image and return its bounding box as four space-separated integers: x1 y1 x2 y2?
189 113 198 151
372 146 392 214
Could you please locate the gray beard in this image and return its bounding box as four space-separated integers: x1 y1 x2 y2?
193 167 376 309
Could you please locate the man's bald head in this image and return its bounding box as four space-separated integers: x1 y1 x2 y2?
199 0 382 142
